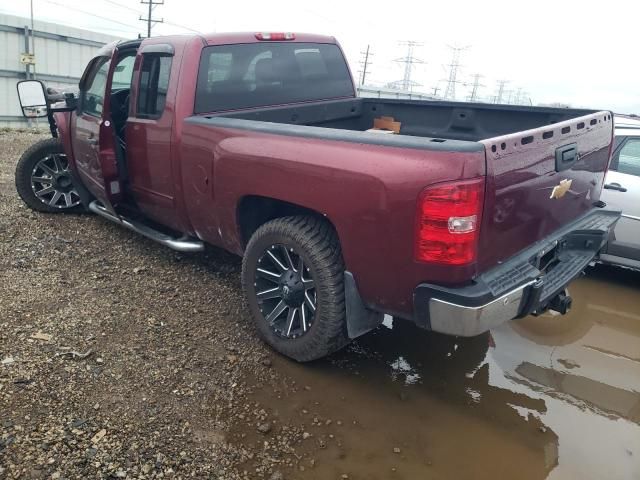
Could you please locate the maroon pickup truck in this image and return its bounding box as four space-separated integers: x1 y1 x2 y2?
15 32 619 361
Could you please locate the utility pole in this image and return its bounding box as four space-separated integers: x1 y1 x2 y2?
443 45 469 100
494 79 509 104
466 73 484 102
140 0 164 38
23 26 31 80
391 41 425 92
358 45 373 86
30 0 35 78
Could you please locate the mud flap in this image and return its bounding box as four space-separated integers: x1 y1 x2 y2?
344 271 384 339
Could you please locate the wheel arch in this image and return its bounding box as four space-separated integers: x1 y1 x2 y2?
237 196 383 347
236 195 342 251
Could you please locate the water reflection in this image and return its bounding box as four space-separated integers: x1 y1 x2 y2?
487 264 640 480
389 356 421 385
246 265 639 480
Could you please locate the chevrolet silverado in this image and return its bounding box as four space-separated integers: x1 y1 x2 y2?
14 32 620 361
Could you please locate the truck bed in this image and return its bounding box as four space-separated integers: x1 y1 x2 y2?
212 98 600 142
190 98 614 288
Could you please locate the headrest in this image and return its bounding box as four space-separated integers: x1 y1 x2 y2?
255 58 277 84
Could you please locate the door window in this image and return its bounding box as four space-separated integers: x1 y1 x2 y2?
81 58 111 117
615 139 640 177
137 55 172 118
112 55 136 90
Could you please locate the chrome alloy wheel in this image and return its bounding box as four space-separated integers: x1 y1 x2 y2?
30 154 81 209
254 244 317 339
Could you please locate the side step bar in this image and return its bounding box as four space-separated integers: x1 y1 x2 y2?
88 201 205 253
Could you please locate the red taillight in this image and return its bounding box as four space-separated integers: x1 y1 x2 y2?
414 178 484 265
255 32 296 41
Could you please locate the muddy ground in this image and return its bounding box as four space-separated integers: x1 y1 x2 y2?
1 130 639 480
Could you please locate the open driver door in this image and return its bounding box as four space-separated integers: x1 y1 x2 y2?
71 42 127 216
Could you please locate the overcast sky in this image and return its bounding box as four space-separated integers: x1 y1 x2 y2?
2 0 638 113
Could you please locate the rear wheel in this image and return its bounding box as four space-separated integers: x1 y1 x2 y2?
15 138 82 212
242 216 350 362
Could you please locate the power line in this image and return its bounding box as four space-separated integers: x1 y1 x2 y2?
100 0 141 13
39 0 141 32
391 41 425 92
140 0 164 38
163 19 202 34
98 0 202 33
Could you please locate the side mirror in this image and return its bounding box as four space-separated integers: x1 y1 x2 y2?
16 80 49 118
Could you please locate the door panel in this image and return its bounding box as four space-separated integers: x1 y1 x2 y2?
72 57 111 206
73 111 103 190
72 49 132 215
72 55 123 214
126 51 182 230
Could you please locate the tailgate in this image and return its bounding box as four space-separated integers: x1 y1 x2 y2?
477 111 614 272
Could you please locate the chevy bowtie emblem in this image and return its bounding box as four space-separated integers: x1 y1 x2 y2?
550 179 573 199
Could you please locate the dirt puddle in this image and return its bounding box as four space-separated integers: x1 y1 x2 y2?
234 265 640 479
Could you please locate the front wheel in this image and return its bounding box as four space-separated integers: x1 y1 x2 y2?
242 216 350 362
15 138 83 212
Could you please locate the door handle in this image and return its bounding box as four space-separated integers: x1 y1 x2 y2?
555 143 579 172
87 138 98 146
604 182 627 192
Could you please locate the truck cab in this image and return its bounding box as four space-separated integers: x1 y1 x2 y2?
68 38 181 230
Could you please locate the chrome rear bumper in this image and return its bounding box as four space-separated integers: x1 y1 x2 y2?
413 208 620 337
428 282 535 336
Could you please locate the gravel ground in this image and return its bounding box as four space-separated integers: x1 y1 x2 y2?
0 130 308 479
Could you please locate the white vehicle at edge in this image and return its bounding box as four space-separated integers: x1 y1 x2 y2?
598 115 640 269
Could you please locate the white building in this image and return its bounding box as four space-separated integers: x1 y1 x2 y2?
0 14 120 127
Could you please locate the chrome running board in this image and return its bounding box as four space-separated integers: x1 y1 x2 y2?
89 201 204 253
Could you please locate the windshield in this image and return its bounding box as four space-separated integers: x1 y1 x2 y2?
194 42 354 113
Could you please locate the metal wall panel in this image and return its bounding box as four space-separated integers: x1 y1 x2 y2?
0 14 120 127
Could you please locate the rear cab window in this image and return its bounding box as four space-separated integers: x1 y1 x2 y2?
194 42 354 113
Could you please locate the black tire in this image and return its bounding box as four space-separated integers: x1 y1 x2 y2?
242 216 350 362
15 138 83 213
